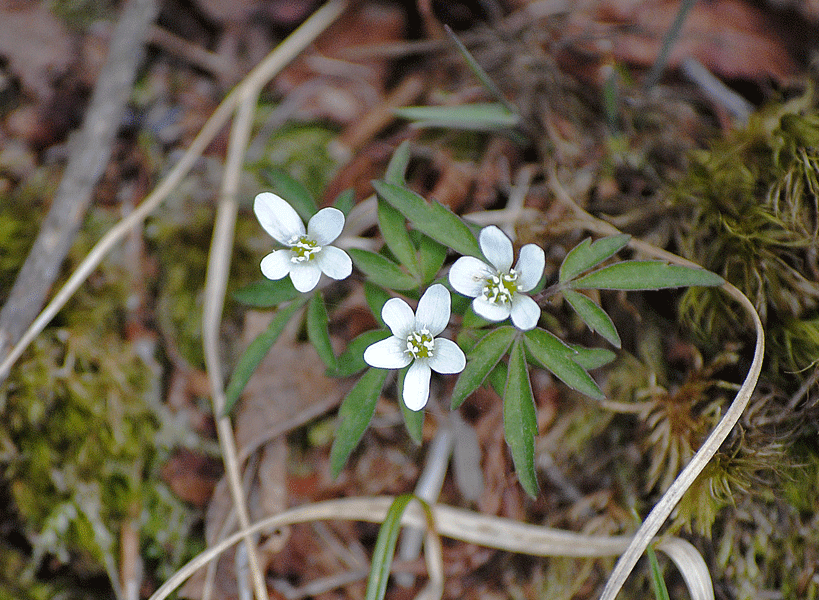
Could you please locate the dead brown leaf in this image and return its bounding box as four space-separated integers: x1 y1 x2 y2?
592 0 797 81
180 310 346 599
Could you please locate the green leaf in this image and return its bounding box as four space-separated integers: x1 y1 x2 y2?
563 289 622 348
385 140 411 185
647 544 671 600
363 282 393 327
394 103 521 131
372 180 481 258
333 188 356 216
416 233 447 285
224 298 308 414
232 278 300 307
559 234 631 283
262 167 317 222
349 248 418 290
377 199 420 278
568 345 617 370
365 494 417 600
330 368 389 477
523 328 604 401
398 368 424 444
307 292 337 371
503 338 539 498
569 261 725 290
451 326 517 409
331 329 390 377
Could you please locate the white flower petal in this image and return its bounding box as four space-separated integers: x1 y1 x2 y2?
260 250 292 280
403 360 431 411
510 294 541 331
364 336 412 369
381 297 416 339
415 284 451 336
254 192 305 245
449 256 494 298
289 263 322 292
428 338 466 374
479 226 513 272
315 246 352 280
515 244 545 292
472 295 512 322
307 207 345 245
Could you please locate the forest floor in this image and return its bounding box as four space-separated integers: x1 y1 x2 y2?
1 1 819 599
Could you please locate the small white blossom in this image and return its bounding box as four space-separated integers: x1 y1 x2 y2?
363 284 466 411
254 192 352 292
449 225 544 331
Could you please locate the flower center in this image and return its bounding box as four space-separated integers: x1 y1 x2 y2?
406 329 435 359
482 269 518 304
289 235 321 262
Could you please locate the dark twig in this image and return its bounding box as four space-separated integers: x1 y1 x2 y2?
0 0 159 380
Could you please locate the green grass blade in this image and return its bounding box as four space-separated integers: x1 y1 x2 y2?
569 261 725 290
224 297 308 414
330 368 389 477
648 544 671 600
563 289 622 348
372 180 481 258
523 328 604 401
261 167 317 221
349 248 419 290
307 292 337 371
444 25 517 113
394 103 520 131
504 338 539 498
451 326 517 409
365 494 416 600
559 234 631 283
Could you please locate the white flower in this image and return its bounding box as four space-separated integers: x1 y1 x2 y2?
363 284 466 411
449 225 544 331
254 192 352 292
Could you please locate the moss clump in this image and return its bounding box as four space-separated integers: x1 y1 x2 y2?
673 93 819 380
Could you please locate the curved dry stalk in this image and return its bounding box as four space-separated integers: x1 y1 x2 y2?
202 91 268 600
546 167 764 600
599 280 762 600
147 495 713 600
0 0 349 382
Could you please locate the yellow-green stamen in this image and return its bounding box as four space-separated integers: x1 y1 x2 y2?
482 269 518 304
406 329 435 359
290 236 321 262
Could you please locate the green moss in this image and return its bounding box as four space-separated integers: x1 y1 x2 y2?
0 198 199 596
252 119 339 200
673 94 819 381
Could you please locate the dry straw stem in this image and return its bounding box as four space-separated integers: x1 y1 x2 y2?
145 496 710 600
202 91 267 600
547 168 764 600
0 0 349 382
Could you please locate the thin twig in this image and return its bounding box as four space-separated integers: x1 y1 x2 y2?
0 0 159 381
203 90 269 600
